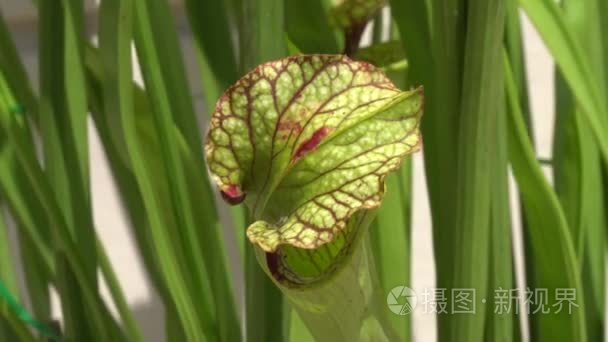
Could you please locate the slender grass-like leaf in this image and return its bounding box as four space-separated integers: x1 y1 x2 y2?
0 145 53 276
0 10 37 121
0 316 35 342
38 0 97 337
0 201 17 300
0 199 30 342
133 2 241 339
370 165 412 341
551 1 606 340
485 102 515 342
97 240 143 342
504 0 532 134
0 75 54 332
183 0 239 103
520 0 608 166
505 52 587 341
86 42 176 306
447 2 506 341
0 118 125 341
100 1 209 340
391 2 463 337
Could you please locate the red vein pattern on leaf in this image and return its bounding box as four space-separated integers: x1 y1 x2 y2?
255 57 345 211
205 55 395 194
292 127 330 162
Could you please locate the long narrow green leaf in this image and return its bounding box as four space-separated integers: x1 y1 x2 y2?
183 0 239 104
504 51 587 341
503 5 533 340
0 10 37 120
369 164 412 341
0 120 124 342
134 2 241 340
0 202 17 300
0 199 26 342
484 100 514 342
551 1 606 340
0 147 53 276
38 0 98 337
97 240 143 342
390 2 463 338
504 0 532 134
0 315 35 342
520 0 608 166
133 1 225 340
0 64 54 329
1 64 123 340
447 2 506 341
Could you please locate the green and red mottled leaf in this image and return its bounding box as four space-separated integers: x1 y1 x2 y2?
329 0 387 29
205 54 422 252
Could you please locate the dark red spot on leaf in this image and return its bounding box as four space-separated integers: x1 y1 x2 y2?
293 127 330 162
266 251 285 282
220 184 246 205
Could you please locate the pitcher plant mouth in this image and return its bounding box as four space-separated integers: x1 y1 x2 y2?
262 210 373 288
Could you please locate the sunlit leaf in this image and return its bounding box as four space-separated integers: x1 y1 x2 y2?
205 54 422 252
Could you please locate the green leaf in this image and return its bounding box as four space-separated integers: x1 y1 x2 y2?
285 0 341 54
354 41 406 68
504 0 532 134
485 94 514 342
329 0 386 29
504 51 587 342
390 2 463 338
0 201 17 299
38 1 100 338
85 45 169 301
0 10 37 121
183 0 239 104
0 116 124 342
369 163 412 341
205 55 422 253
446 2 506 341
551 1 606 340
520 0 608 166
134 0 240 339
